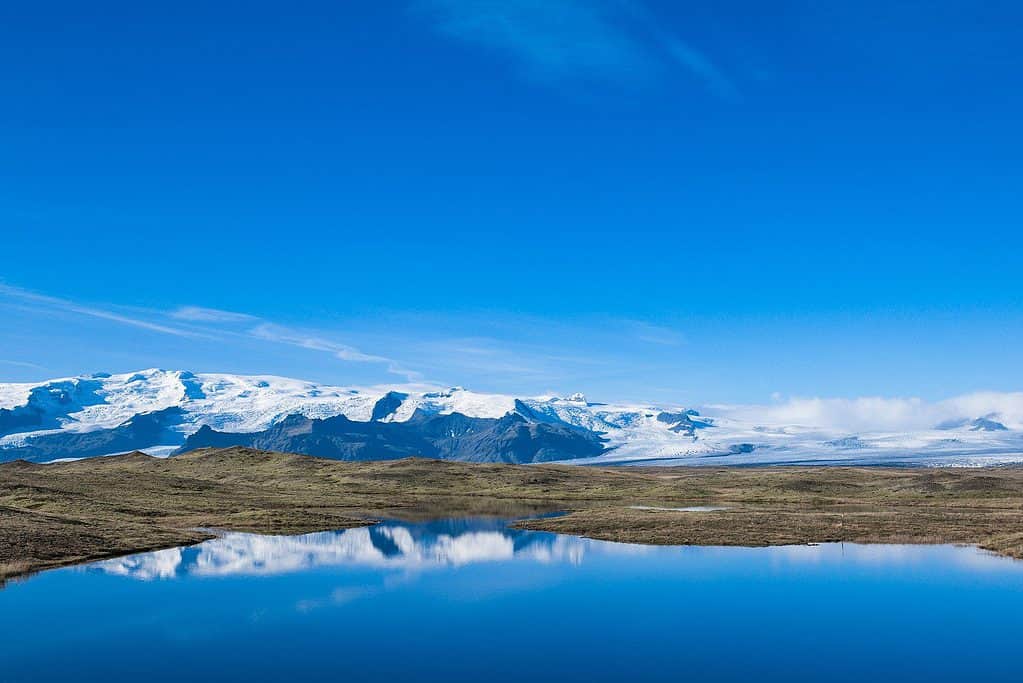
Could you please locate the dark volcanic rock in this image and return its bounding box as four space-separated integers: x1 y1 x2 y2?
370 391 408 422
937 416 1010 432
0 380 105 439
970 417 1008 432
177 409 607 464
0 407 185 463
655 410 711 436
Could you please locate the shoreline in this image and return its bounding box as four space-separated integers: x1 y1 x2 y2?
3 447 1023 583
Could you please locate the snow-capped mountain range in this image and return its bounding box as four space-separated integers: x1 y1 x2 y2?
1 369 1022 466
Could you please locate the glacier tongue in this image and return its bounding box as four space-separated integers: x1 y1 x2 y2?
1 369 1022 466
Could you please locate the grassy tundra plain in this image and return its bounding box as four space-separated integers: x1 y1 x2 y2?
3 447 1023 582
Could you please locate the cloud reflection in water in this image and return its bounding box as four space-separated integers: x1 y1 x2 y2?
92 519 591 580
90 519 1010 585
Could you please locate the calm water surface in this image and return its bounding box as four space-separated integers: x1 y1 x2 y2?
2 518 1022 682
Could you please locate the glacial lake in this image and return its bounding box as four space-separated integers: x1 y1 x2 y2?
2 519 1023 682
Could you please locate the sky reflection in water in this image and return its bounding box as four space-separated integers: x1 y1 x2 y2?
2 519 1022 683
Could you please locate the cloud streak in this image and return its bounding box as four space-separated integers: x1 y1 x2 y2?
0 359 47 370
418 0 652 82
626 320 686 346
662 37 740 102
0 284 206 339
0 283 421 381
415 0 739 97
170 306 257 323
2 282 1021 424
249 323 423 381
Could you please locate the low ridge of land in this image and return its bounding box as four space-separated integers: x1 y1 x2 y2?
3 447 1023 583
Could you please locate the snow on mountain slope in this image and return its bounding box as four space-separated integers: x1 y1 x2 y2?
1 369 1022 465
385 386 517 422
0 370 376 446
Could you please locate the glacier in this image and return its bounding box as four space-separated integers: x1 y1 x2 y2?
1 368 1022 465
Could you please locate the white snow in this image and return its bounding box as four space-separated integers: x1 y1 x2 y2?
2 369 1022 466
0 382 34 410
387 387 517 422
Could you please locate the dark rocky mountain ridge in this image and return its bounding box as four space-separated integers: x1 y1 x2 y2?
177 407 608 463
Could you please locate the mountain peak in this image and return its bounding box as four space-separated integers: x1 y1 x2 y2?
1 369 1022 466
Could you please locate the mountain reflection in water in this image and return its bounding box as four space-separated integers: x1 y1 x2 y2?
92 519 602 580
5 519 1023 683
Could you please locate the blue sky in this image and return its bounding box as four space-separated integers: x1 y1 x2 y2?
2 0 1021 403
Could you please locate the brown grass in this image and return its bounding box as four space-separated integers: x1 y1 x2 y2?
2 447 1022 582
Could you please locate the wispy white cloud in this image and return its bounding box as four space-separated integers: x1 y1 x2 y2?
0 283 423 381
347 311 694 396
417 0 651 82
415 0 739 97
626 320 686 346
0 358 47 370
2 283 1021 420
250 323 423 381
662 37 740 102
0 283 207 339
411 336 559 379
249 323 392 363
170 306 256 323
